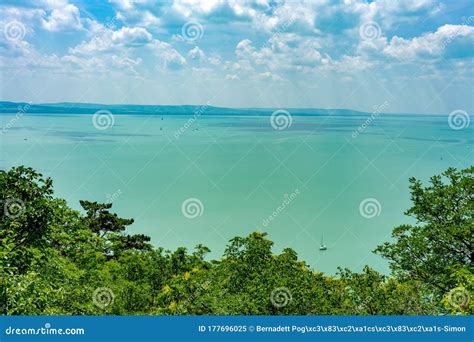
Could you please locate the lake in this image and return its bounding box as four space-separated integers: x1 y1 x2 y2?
1 113 472 274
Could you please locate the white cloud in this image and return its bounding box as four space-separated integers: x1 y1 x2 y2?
259 71 282 81
383 24 474 61
112 27 152 46
0 38 62 70
225 73 239 80
41 1 82 32
69 26 153 55
149 40 186 69
172 0 226 18
188 46 205 61
235 34 326 74
208 55 221 65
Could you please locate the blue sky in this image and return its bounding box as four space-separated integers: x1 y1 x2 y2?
0 0 473 114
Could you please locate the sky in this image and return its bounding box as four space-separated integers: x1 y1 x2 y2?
0 0 473 114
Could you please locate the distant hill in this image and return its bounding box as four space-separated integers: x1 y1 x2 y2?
0 101 407 116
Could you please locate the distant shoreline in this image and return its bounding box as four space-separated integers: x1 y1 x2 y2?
0 101 450 117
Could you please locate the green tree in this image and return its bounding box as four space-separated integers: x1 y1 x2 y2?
1 165 472 316
375 166 473 312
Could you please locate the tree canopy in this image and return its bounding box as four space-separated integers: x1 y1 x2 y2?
0 165 472 315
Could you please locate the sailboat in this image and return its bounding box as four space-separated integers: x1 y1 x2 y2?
319 234 327 251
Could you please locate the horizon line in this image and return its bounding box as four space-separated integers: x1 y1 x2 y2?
0 100 453 116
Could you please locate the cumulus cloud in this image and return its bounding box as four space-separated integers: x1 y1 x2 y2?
69 26 153 54
235 34 327 73
188 46 205 61
149 40 186 69
41 1 82 32
112 27 153 46
1 0 473 112
225 73 239 80
383 24 474 61
67 22 185 72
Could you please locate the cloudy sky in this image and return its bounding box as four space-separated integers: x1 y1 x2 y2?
0 0 473 114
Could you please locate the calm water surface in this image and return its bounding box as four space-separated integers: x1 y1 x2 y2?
1 113 472 274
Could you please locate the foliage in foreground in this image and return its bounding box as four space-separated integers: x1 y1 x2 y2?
0 166 472 315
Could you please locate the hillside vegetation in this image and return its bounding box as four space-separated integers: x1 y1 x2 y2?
1 166 472 315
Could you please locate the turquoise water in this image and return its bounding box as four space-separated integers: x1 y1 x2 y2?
1 113 472 274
